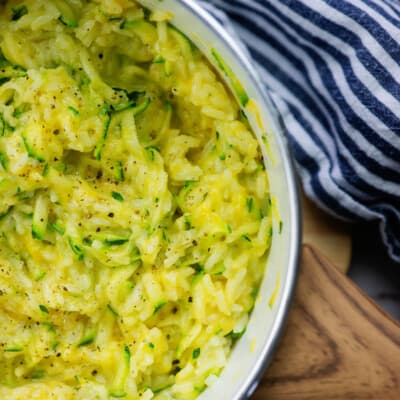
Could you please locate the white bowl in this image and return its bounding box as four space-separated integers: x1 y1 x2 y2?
138 1 301 398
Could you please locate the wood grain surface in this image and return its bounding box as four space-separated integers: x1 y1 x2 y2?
253 246 400 400
302 194 352 273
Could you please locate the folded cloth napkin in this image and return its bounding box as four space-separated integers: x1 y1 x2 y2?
203 0 400 263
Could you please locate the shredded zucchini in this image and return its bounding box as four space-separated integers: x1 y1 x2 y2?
0 1 272 399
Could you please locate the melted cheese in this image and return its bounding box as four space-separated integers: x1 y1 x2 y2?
0 1 273 399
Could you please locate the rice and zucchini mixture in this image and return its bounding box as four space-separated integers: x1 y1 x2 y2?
0 1 273 399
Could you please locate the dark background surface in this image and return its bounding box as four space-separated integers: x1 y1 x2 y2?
349 222 400 320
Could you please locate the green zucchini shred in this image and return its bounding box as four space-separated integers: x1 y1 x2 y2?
49 222 65 235
246 197 254 213
153 55 165 64
107 304 119 317
13 103 30 118
109 393 127 398
192 348 201 359
30 370 46 380
225 328 246 341
35 272 46 281
11 5 28 21
0 115 4 136
0 206 13 221
77 328 97 347
112 191 124 202
42 322 56 333
68 237 84 260
242 234 252 243
67 105 79 116
39 304 49 313
109 345 131 398
0 151 8 170
22 133 45 162
103 236 129 246
153 301 167 315
145 145 159 161
115 161 124 182
191 265 205 285
94 106 111 161
4 347 23 352
119 19 157 44
132 97 151 117
152 384 173 394
42 163 50 177
211 48 249 107
55 0 78 28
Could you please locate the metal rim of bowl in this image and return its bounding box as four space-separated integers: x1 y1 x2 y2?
172 1 302 399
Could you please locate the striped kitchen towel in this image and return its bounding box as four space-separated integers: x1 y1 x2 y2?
203 0 400 263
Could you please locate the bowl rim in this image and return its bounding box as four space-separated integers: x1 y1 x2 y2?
172 1 302 398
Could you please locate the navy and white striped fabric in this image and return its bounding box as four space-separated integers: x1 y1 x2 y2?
202 0 400 263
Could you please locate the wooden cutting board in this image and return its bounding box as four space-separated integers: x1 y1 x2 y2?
302 193 352 273
249 197 400 399
252 246 400 399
